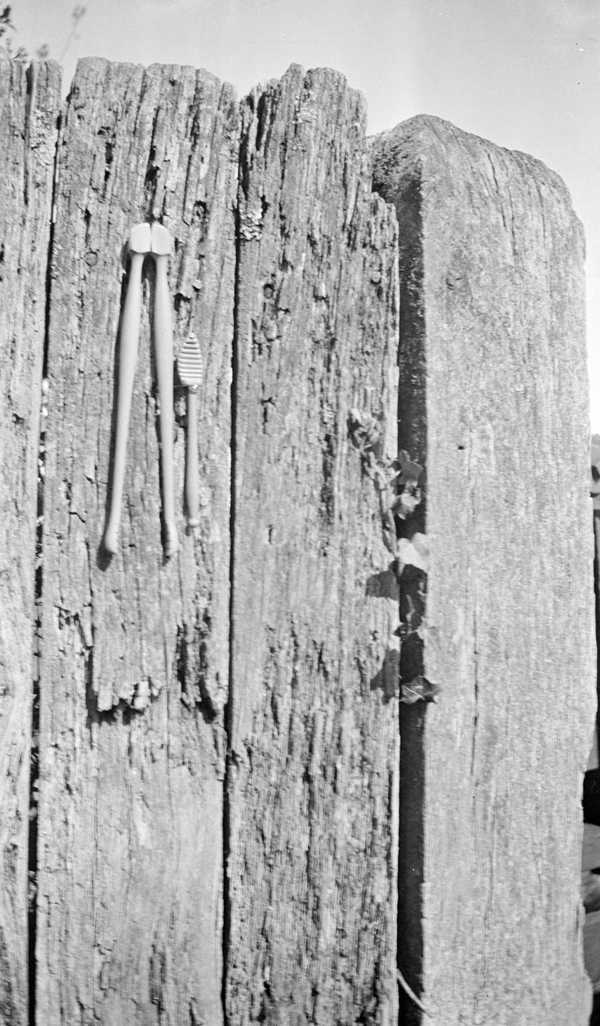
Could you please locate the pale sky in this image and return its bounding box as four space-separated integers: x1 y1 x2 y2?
13 0 600 428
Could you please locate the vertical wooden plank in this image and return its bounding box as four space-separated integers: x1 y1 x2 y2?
372 116 595 1025
228 66 400 1025
0 58 60 1024
38 58 238 1024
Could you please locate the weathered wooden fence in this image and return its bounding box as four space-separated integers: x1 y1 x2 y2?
0 55 595 1026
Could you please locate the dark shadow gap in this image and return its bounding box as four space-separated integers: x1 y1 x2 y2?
398 706 426 1026
372 155 427 1024
221 133 244 1026
583 507 600 1024
28 67 63 1026
583 512 600 823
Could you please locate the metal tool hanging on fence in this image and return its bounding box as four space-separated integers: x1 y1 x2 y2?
103 221 179 557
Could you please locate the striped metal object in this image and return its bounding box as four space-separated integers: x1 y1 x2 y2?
177 332 203 528
177 332 203 389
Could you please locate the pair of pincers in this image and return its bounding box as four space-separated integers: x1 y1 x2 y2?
104 221 200 557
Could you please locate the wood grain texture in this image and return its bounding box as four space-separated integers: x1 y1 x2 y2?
37 58 238 1024
372 116 595 1026
0 58 60 1025
227 66 400 1026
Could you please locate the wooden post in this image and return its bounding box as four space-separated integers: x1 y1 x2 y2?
372 115 595 1025
0 58 60 1025
37 59 238 1024
227 66 401 1025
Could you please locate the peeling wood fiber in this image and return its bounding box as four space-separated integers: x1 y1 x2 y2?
0 58 60 1026
227 65 400 1026
372 115 596 1026
37 58 238 1025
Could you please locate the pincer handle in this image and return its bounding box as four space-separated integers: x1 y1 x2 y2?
103 251 144 555
153 254 179 557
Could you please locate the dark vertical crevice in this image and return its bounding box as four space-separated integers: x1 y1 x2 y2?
28 71 62 1026
584 510 600 1026
395 189 427 1024
222 106 246 1026
584 513 600 826
397 704 425 1026
372 157 427 1025
590 517 594 767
